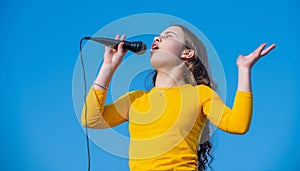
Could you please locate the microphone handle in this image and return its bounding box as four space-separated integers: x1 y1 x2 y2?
87 37 120 47
86 37 126 48
84 37 146 54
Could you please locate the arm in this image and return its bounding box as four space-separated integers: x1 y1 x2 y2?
81 88 138 129
202 43 276 134
81 34 129 128
236 43 276 92
200 85 252 134
93 34 128 90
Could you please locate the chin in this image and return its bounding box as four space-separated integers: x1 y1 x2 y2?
150 52 182 70
150 54 161 69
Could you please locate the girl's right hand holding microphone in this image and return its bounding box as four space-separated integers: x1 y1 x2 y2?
103 34 128 71
94 34 128 90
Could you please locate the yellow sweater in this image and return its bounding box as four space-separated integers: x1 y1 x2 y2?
81 84 252 170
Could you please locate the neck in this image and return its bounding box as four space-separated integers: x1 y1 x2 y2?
154 65 192 88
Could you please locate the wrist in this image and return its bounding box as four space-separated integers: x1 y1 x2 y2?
237 67 252 92
238 66 251 73
93 82 108 90
101 63 115 71
94 64 114 89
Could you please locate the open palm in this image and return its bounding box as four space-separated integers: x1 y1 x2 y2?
237 43 276 69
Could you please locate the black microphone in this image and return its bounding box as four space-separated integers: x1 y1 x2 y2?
83 37 147 55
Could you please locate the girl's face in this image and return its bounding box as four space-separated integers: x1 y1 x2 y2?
150 26 186 69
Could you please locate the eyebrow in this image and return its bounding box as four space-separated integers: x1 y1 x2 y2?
165 31 177 36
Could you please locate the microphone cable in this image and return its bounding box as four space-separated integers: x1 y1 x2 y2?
79 37 91 171
79 36 145 171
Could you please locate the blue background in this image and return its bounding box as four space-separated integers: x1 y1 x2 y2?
1 0 299 170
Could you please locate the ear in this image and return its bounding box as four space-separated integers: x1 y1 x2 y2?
181 49 195 60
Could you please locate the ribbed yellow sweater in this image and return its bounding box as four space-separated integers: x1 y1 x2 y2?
82 84 252 170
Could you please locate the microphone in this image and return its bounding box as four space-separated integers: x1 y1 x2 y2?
83 37 147 55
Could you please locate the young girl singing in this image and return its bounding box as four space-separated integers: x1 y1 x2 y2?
81 24 275 170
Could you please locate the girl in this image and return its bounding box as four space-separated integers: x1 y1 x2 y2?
81 25 276 170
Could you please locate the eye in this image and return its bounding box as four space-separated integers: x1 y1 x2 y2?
162 34 173 39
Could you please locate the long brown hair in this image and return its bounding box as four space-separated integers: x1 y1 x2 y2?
175 24 214 171
146 24 212 171
151 24 215 170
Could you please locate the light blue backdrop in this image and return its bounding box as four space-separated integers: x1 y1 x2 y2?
1 0 299 170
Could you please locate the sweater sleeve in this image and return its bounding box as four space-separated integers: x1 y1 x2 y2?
198 85 253 134
81 88 141 129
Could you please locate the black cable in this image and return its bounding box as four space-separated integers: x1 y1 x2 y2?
80 38 91 171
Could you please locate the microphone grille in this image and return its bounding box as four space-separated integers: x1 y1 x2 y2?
131 41 147 55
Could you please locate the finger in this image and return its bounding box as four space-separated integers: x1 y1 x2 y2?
117 41 125 53
261 44 276 56
253 43 267 56
117 42 128 54
105 45 117 53
108 34 120 52
105 34 120 52
105 45 111 52
115 34 120 40
105 46 117 55
120 34 126 41
118 34 127 53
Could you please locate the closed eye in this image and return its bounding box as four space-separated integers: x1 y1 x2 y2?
160 34 174 39
165 34 173 38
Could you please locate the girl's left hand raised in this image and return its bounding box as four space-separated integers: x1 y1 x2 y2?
236 43 276 69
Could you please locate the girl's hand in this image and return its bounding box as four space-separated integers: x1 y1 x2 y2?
103 34 128 71
236 43 276 70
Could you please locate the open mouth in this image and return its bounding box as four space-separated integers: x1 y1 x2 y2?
151 43 159 53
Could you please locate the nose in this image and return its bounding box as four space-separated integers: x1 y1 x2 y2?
154 35 162 43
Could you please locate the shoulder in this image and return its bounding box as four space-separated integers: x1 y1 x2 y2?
196 84 214 93
195 84 221 103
